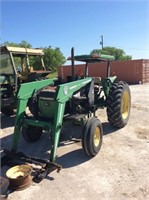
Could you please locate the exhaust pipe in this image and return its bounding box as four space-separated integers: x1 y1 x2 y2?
71 47 75 81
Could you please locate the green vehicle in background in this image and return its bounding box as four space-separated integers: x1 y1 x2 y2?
0 46 51 116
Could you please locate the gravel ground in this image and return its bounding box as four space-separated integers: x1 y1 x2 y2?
0 83 149 200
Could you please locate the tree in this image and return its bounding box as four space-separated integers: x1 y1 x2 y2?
30 47 66 71
3 40 32 48
90 46 132 61
43 46 66 72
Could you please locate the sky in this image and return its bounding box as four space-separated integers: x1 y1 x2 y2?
1 0 149 64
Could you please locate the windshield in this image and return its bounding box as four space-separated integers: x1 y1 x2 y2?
12 55 45 72
0 53 14 74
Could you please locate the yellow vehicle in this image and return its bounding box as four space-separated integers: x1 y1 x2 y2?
0 46 51 115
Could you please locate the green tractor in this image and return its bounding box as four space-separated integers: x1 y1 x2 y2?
10 47 131 165
0 46 51 116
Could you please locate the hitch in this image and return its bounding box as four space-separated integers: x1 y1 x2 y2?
33 162 61 183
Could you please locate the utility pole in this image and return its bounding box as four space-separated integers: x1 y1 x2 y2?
100 35 103 49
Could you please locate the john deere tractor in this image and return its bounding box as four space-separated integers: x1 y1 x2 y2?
0 46 51 116
9 47 131 165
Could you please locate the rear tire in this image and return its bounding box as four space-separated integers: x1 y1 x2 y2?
1 107 15 116
107 81 131 128
82 117 103 156
22 125 43 142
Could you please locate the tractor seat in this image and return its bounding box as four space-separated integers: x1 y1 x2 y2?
72 90 87 101
94 77 101 85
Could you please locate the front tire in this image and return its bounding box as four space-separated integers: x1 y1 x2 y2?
107 81 131 128
22 125 43 142
82 117 103 157
1 107 15 116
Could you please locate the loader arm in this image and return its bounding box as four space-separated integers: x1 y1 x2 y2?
12 77 93 162
56 77 92 103
11 78 57 152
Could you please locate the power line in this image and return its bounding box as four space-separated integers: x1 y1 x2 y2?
103 43 149 51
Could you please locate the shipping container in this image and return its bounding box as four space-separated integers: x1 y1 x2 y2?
58 59 149 84
142 60 149 83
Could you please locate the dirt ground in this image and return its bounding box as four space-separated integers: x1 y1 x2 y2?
1 83 149 200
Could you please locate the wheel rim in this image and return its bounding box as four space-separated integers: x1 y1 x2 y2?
121 91 130 119
94 127 100 147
